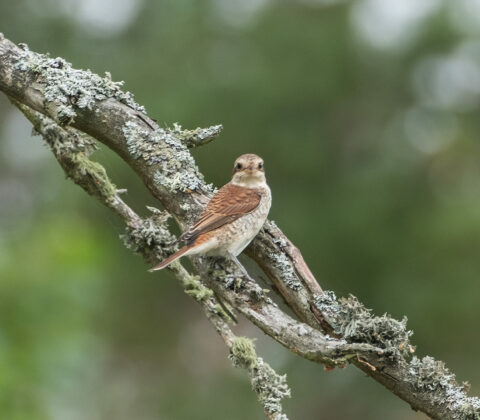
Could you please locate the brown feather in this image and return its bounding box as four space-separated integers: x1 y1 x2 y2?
178 183 261 245
149 246 190 271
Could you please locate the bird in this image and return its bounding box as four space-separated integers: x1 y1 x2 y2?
151 153 271 272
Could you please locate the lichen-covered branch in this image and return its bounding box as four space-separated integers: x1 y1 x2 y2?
0 34 382 365
229 337 291 420
2 34 480 420
15 102 291 419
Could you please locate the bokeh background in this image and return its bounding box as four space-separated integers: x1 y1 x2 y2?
1 0 480 419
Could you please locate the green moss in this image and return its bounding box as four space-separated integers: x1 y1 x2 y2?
183 275 214 302
212 303 232 322
230 337 258 370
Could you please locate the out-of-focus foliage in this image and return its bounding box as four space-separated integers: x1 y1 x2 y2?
1 1 480 419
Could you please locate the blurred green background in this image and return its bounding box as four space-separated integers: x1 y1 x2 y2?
1 0 480 419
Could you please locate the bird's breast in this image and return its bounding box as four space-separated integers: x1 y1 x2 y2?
218 185 271 256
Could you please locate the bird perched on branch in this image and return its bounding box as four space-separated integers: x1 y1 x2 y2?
151 153 271 271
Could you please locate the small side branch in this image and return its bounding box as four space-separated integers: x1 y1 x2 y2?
167 122 223 148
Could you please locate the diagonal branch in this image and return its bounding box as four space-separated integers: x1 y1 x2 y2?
14 101 291 419
1 34 480 419
13 100 386 419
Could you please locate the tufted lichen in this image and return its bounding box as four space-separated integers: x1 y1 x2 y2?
252 359 291 419
122 210 175 264
230 337 258 369
26 104 97 156
314 291 413 359
407 357 480 419
13 43 144 125
229 337 291 418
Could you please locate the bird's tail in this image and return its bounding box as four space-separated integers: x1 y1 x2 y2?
150 246 191 271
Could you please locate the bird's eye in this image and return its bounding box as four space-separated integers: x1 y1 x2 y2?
258 162 263 170
236 162 242 170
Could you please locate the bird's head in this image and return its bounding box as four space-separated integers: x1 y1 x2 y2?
231 154 266 188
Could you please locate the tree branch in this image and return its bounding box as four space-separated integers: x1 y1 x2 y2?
1 34 479 419
14 101 291 419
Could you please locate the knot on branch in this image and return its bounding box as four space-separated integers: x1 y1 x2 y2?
229 337 291 419
122 209 175 264
314 291 413 360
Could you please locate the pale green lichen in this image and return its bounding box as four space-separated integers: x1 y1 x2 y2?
14 43 144 125
408 356 456 392
70 155 117 200
212 303 233 322
122 120 206 193
229 337 291 418
24 101 97 156
230 337 258 369
314 291 412 359
252 359 291 419
314 292 480 418
183 275 214 302
406 357 480 419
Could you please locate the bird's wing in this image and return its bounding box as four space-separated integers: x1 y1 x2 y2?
179 183 261 245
